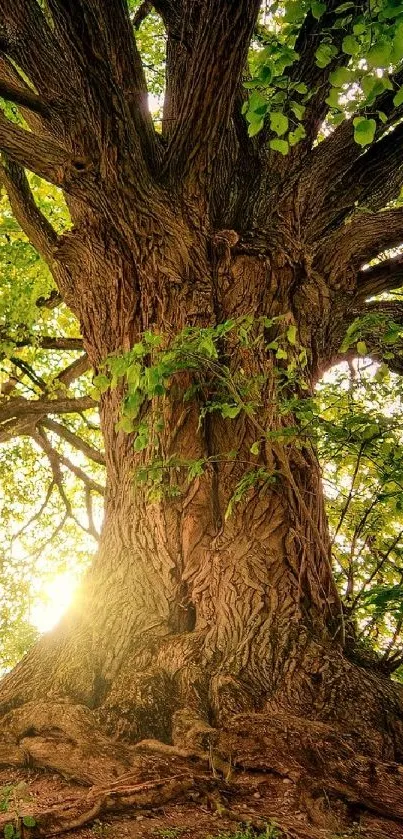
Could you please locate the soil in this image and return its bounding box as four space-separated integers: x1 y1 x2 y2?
1 755 402 839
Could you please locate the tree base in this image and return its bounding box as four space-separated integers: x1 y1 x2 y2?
1 693 403 837
1 632 403 836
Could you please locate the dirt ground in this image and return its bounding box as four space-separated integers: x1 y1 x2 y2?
1 755 402 839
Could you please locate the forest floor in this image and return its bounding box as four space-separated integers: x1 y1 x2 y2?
1 754 403 839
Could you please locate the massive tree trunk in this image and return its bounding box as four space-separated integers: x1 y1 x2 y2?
1 231 402 760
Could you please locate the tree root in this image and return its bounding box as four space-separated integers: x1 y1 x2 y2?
1 703 403 836
0 701 134 784
218 712 403 822
0 774 217 836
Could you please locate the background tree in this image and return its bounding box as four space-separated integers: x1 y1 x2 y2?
0 0 403 830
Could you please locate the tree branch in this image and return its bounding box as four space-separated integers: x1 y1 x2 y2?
0 158 59 264
0 0 70 97
290 0 366 144
0 79 49 116
164 0 261 182
0 395 96 425
0 56 49 136
11 480 55 542
36 426 104 495
356 255 403 304
32 427 72 515
302 68 403 235
0 110 78 187
36 290 63 309
0 333 83 351
47 0 159 170
85 487 100 541
41 417 105 466
10 357 47 393
316 208 403 272
309 123 403 239
55 354 90 388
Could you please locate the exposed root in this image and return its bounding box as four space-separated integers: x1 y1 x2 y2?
218 712 403 822
0 701 133 784
0 774 217 836
1 702 403 837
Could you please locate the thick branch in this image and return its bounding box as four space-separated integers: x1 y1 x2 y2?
0 395 96 424
164 0 261 181
41 417 105 466
356 255 403 303
315 208 403 271
55 354 90 388
0 334 83 351
47 0 159 170
0 157 59 263
309 123 403 239
0 79 49 116
0 57 49 135
0 0 70 97
303 68 403 234
0 110 77 187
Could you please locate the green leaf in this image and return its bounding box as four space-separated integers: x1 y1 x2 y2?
4 825 15 839
276 347 288 359
392 22 403 61
393 85 403 107
286 324 297 345
199 336 217 357
116 416 135 433
293 82 308 93
311 1 326 18
290 100 305 120
342 35 359 55
329 66 351 87
133 433 149 451
335 1 355 11
259 64 273 84
248 119 264 137
92 373 110 394
288 124 306 145
221 403 241 419
269 138 289 155
353 117 376 147
248 90 268 114
357 340 368 355
188 459 205 480
22 817 36 828
367 40 392 68
315 43 337 68
270 111 289 136
250 441 260 455
325 87 340 109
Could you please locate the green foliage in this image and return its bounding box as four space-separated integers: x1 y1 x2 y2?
206 825 282 839
0 784 36 838
244 0 403 149
94 315 308 504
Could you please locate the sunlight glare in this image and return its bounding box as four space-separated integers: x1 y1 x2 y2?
31 573 78 633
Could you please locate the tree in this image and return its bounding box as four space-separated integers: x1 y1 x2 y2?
0 0 403 830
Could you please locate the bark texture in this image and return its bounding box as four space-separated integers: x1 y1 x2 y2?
0 0 403 828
